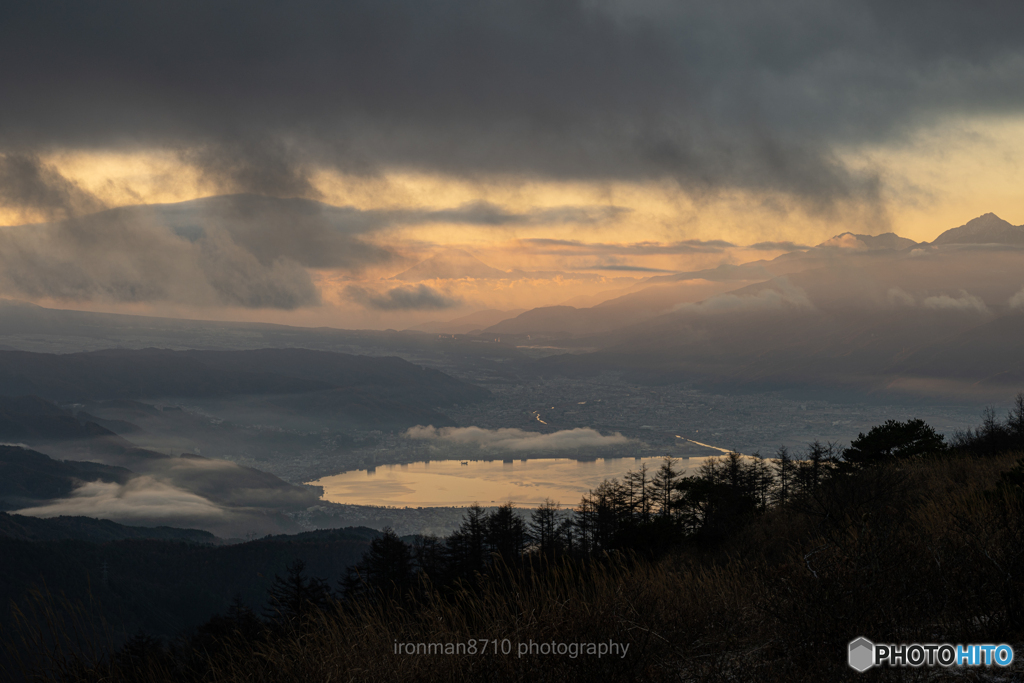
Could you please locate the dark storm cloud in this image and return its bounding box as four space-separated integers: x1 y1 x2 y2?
0 154 104 217
0 193 636 308
346 284 463 311
521 238 735 255
3 0 1023 212
340 201 626 231
588 264 674 273
182 140 324 200
0 208 323 309
174 195 393 270
0 196 355 309
170 197 620 270
419 202 628 227
747 241 810 251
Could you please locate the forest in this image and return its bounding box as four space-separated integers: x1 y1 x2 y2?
5 397 1024 681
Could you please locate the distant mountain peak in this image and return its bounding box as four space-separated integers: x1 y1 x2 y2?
932 213 1024 245
392 249 508 281
970 211 1006 223
817 232 918 251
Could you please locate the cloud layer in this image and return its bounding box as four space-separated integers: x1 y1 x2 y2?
3 2 1024 317
404 425 630 451
0 198 328 308
1010 287 1024 310
3 1 1024 214
0 154 104 219
14 476 226 523
0 192 654 308
674 278 814 315
346 284 463 311
520 238 736 256
922 291 989 313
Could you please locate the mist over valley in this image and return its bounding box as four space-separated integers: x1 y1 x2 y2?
4 3 1024 678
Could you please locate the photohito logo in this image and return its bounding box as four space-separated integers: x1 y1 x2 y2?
848 637 874 672
848 637 1014 671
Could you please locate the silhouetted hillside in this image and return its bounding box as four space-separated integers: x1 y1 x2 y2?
0 395 121 442
0 402 324 538
537 304 1024 401
0 299 534 378
485 306 604 335
0 347 489 430
0 527 377 641
522 234 1024 400
0 445 132 508
181 348 488 407
409 308 526 334
0 348 327 401
0 511 218 543
13 436 1022 682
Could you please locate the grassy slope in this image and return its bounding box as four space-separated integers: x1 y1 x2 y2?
9 451 1023 682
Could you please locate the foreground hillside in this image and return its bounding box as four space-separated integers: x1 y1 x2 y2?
8 419 1023 681
0 523 377 644
0 347 488 429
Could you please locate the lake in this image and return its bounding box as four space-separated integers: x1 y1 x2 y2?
310 455 714 508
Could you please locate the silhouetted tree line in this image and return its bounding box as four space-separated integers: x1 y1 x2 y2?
950 392 1024 455
331 392 1024 599
81 396 1024 680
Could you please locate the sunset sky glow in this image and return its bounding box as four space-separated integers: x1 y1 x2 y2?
2 1 1023 329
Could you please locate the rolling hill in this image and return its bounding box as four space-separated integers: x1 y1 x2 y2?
0 347 489 429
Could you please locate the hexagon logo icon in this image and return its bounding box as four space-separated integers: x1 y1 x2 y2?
848 637 874 672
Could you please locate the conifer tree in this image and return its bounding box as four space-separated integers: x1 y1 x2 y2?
750 454 774 512
412 534 447 584
1009 392 1024 448
486 503 528 560
625 464 652 523
529 499 560 556
345 527 414 598
264 560 332 628
652 458 680 518
844 419 945 465
446 504 488 575
773 445 794 506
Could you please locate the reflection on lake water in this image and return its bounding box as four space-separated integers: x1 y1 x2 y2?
310 456 714 508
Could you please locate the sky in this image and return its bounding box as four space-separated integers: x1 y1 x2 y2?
2 0 1024 328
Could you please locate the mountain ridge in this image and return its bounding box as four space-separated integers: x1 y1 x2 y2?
931 212 1024 245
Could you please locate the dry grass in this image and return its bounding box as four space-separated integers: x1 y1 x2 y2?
8 452 1024 682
